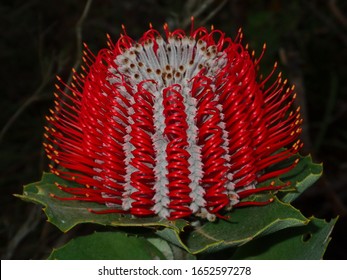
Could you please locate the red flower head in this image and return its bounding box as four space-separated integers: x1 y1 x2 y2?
44 21 303 221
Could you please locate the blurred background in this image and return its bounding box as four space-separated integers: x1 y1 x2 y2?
1 0 346 259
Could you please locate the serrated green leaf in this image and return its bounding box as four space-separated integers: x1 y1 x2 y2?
232 217 337 260
278 154 323 203
16 172 188 232
258 154 322 203
157 198 309 254
48 231 166 260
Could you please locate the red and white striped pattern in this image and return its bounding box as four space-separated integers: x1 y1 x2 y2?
44 23 303 221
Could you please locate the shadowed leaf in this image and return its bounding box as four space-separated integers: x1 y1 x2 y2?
48 231 166 260
232 217 337 259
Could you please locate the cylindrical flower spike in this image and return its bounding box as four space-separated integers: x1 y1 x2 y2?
44 22 303 221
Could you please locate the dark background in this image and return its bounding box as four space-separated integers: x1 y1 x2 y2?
1 0 346 259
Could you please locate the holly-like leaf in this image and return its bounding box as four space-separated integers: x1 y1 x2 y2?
157 198 309 254
257 154 323 203
48 231 166 260
278 154 323 203
16 172 188 232
231 217 337 260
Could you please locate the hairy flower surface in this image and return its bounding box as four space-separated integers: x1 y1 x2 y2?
44 22 303 221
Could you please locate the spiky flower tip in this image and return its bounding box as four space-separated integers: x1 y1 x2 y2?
44 21 303 221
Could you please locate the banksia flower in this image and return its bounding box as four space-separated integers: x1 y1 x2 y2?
44 21 303 221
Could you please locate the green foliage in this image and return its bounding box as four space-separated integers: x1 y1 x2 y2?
157 198 308 254
48 231 166 260
18 153 336 259
15 172 188 233
232 217 337 260
277 154 323 203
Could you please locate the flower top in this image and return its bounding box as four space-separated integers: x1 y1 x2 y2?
44 22 303 221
